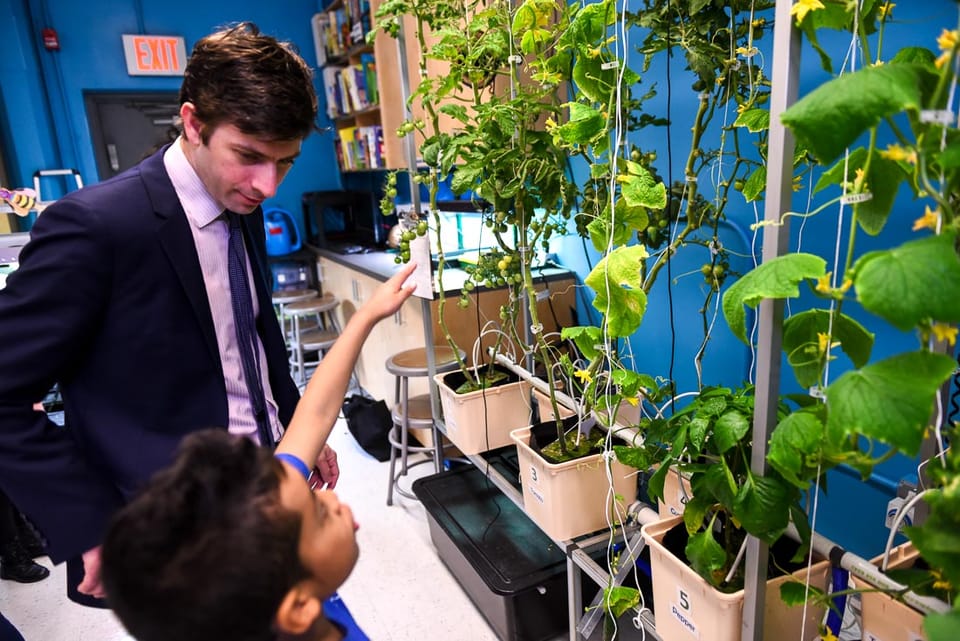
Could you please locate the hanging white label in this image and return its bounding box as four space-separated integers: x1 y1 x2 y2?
920 109 954 125
841 192 873 205
601 60 619 70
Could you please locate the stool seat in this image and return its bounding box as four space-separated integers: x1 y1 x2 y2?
389 394 435 429
300 328 339 351
285 293 346 387
385 346 463 377
271 288 317 305
285 293 338 316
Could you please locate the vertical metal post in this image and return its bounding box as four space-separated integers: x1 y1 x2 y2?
395 20 445 471
741 2 801 640
395 20 421 214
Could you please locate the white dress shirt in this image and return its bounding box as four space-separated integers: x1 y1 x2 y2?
163 139 282 444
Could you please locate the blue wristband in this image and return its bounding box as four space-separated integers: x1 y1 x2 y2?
274 453 311 480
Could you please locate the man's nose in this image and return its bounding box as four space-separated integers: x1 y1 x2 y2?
250 163 280 199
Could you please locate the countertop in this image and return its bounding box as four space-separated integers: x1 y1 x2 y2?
313 245 574 295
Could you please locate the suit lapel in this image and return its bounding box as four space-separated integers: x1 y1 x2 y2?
141 148 223 369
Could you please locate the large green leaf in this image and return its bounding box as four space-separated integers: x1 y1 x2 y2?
685 529 727 586
693 462 736 511
782 309 875 389
767 411 826 489
812 147 906 235
587 199 649 253
924 611 960 641
686 528 728 588
826 351 957 456
586 245 649 337
854 233 960 331
688 416 710 452
682 494 713 536
741 165 766 202
722 253 828 343
781 64 936 164
603 586 641 618
621 161 668 210
731 474 793 544
734 108 769 133
555 102 606 145
646 457 673 504
712 410 750 455
613 444 652 471
560 325 603 361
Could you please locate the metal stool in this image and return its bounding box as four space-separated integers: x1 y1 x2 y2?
287 293 341 386
272 287 318 342
386 345 463 505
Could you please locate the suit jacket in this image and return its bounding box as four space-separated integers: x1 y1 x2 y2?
0 147 300 563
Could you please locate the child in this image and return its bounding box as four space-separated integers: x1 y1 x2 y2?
100 262 417 641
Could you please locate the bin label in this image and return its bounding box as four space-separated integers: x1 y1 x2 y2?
529 484 545 504
671 588 699 638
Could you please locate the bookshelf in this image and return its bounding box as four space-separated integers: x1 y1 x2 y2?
313 0 412 172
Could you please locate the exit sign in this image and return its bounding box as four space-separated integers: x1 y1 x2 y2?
122 35 187 76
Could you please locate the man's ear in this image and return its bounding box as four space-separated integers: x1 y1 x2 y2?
275 582 323 635
179 102 203 145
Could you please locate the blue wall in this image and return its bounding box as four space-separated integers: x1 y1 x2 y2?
0 0 342 224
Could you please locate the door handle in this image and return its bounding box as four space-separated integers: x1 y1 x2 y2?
107 144 120 172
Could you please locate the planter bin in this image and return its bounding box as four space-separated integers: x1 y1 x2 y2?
641 515 829 641
435 366 533 455
860 542 926 641
510 425 636 541
412 459 568 641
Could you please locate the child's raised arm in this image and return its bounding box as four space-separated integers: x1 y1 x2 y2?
274 262 417 475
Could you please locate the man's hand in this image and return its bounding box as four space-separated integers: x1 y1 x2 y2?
77 545 105 598
314 444 339 489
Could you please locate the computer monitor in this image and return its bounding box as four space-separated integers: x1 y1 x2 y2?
301 190 394 251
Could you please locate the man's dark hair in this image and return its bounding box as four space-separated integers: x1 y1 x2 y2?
179 22 319 143
101 430 309 641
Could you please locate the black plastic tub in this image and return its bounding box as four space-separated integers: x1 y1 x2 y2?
413 456 568 641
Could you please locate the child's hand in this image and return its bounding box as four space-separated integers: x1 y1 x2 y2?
362 262 418 322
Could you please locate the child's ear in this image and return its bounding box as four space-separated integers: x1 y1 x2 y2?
275 582 323 635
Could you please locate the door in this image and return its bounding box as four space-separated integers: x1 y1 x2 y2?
84 92 180 181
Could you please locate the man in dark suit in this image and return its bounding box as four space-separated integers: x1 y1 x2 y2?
0 22 337 605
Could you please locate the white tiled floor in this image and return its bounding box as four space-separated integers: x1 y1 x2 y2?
0 418 502 641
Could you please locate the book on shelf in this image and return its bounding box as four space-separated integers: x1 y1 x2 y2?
311 13 328 67
335 124 384 171
346 0 370 45
359 53 378 105
321 65 344 118
323 64 375 116
316 6 350 59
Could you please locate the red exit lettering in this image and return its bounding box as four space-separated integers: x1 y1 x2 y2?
133 36 182 72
